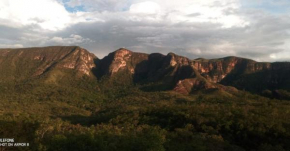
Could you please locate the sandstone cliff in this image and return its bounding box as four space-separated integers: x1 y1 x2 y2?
98 48 290 95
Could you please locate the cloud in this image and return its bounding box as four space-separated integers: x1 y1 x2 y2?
0 44 23 48
130 1 161 14
49 34 94 45
0 0 72 30
0 0 289 62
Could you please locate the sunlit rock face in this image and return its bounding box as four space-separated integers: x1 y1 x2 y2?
31 47 97 77
99 48 149 77
58 47 96 76
108 48 132 74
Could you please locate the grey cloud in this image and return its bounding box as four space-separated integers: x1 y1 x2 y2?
187 13 201 17
13 10 287 62
54 15 283 61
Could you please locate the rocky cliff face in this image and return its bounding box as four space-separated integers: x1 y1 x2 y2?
1 46 289 95
98 48 290 95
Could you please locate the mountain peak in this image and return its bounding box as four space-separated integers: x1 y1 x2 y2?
114 48 132 54
99 48 134 76
222 56 256 62
167 52 177 56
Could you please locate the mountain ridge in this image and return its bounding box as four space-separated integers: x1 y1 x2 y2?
1 46 290 98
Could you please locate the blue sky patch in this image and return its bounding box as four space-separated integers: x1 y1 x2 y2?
241 0 289 14
65 5 85 12
62 0 85 12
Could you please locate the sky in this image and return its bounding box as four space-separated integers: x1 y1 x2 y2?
0 0 290 61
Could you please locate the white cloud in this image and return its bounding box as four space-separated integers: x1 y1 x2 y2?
0 0 71 30
50 34 94 45
130 1 161 14
160 0 247 28
0 44 24 48
0 0 247 30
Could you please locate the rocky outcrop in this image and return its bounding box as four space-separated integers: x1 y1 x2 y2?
174 78 238 95
57 47 96 76
174 78 211 95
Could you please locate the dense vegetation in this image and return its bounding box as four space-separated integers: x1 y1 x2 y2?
0 79 290 151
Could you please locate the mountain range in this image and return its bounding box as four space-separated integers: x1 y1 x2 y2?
1 46 289 99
